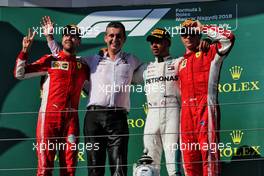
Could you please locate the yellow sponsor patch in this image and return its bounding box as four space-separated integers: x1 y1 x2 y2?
195 51 202 58
77 62 82 69
179 59 187 70
51 61 69 70
51 61 60 69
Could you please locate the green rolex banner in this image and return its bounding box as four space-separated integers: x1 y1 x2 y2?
0 0 264 175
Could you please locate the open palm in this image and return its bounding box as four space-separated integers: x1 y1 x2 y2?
41 16 54 36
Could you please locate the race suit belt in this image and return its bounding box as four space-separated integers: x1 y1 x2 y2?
87 105 126 111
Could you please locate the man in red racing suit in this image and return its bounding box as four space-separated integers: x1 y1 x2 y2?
14 25 89 176
178 19 235 176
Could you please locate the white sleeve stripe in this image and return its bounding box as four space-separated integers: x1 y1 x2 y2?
23 72 47 79
15 59 26 79
206 27 234 55
15 59 47 79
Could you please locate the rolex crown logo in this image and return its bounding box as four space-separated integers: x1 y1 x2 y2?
229 66 243 80
142 103 149 115
230 130 244 145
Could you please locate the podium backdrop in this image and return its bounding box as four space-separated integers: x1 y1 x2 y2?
1 0 264 175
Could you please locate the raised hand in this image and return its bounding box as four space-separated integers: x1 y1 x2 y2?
41 16 54 37
195 20 204 32
199 39 211 53
22 28 36 53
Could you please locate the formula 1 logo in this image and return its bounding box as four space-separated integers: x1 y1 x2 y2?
78 8 170 38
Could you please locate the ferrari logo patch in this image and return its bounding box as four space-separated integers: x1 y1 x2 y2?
77 62 82 69
195 51 202 58
179 59 187 70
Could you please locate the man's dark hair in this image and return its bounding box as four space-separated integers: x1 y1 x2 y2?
106 21 126 39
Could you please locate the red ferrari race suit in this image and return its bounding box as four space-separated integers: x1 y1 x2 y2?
14 51 89 176
178 26 235 176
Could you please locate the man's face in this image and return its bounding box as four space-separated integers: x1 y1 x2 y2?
104 27 126 54
180 34 200 51
62 34 80 52
150 39 170 57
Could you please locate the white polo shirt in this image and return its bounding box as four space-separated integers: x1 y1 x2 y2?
84 51 142 111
